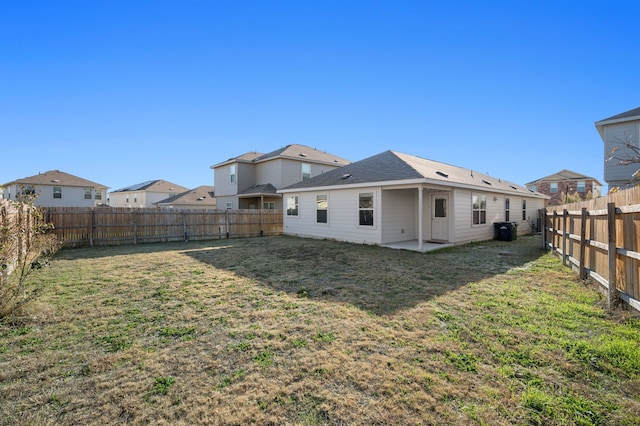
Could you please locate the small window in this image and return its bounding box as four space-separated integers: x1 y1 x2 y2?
550 183 558 193
84 188 92 200
95 190 102 201
434 198 446 218
263 202 275 210
226 201 233 209
302 163 311 181
577 181 585 193
230 164 236 184
530 185 536 192
505 198 510 222
359 193 374 226
53 186 62 199
286 195 299 216
522 199 527 221
472 194 486 225
316 195 328 223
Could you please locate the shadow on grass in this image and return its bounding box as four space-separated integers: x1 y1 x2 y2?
183 235 546 316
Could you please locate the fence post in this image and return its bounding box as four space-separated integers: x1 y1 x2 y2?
562 209 568 266
183 211 188 242
90 208 95 247
540 209 546 249
552 210 557 252
133 210 138 245
225 210 230 239
579 208 587 280
607 202 618 309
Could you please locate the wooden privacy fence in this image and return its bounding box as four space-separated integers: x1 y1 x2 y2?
42 207 283 247
542 186 640 312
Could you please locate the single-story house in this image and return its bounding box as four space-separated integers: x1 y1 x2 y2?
155 186 217 209
278 150 548 250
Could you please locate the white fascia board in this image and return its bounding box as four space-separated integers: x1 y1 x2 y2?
278 178 547 199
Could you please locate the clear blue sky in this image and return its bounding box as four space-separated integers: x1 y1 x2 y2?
1 1 638 193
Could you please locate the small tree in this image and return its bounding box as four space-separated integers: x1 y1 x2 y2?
606 132 640 190
0 191 59 319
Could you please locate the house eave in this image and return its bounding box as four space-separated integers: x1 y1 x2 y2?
278 178 549 199
595 115 640 141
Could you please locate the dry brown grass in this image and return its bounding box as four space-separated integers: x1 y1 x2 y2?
1 235 639 425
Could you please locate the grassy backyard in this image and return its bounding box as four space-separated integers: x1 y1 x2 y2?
1 235 639 425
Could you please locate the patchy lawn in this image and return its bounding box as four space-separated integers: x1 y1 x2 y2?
1 235 639 425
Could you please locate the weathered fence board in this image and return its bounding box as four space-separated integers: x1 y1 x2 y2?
543 186 640 312
42 207 283 247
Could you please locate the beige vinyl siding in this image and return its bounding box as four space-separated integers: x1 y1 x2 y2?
10 184 97 208
283 188 383 245
213 164 237 197
256 159 285 188
381 189 417 244
604 122 639 184
237 163 256 192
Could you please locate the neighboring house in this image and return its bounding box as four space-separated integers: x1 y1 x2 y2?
525 170 602 206
595 106 640 189
278 150 548 250
109 180 189 208
211 144 350 210
155 186 217 209
0 170 108 207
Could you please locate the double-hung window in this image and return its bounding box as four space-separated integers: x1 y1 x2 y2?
287 195 299 217
359 193 374 226
316 195 328 223
95 190 102 201
84 188 92 200
472 194 486 225
577 181 585 193
230 165 236 184
53 186 62 199
550 183 558 193
522 199 527 221
505 198 510 221
302 163 311 181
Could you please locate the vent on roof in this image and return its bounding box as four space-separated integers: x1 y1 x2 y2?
529 189 535 193
510 185 518 190
436 171 449 178
341 173 352 179
197 196 206 200
482 180 492 186
51 179 59 183
299 153 307 157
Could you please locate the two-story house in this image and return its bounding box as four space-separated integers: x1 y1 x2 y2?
211 144 350 210
1 170 109 207
109 180 189 208
525 169 602 206
595 106 640 189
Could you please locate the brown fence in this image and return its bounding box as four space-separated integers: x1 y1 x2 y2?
542 186 640 312
42 207 283 247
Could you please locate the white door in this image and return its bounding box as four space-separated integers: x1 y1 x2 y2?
431 194 449 241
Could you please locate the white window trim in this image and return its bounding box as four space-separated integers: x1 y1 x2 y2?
471 193 487 226
358 192 375 228
316 194 329 225
286 195 300 218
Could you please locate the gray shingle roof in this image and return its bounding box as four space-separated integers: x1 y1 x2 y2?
112 180 189 193
280 150 545 198
238 183 277 195
3 170 108 188
211 144 350 168
597 106 640 123
525 169 602 186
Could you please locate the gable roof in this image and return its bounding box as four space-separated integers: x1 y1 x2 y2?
2 170 108 189
279 150 546 198
595 106 640 139
112 180 189 193
211 144 350 168
525 169 603 186
155 186 216 206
